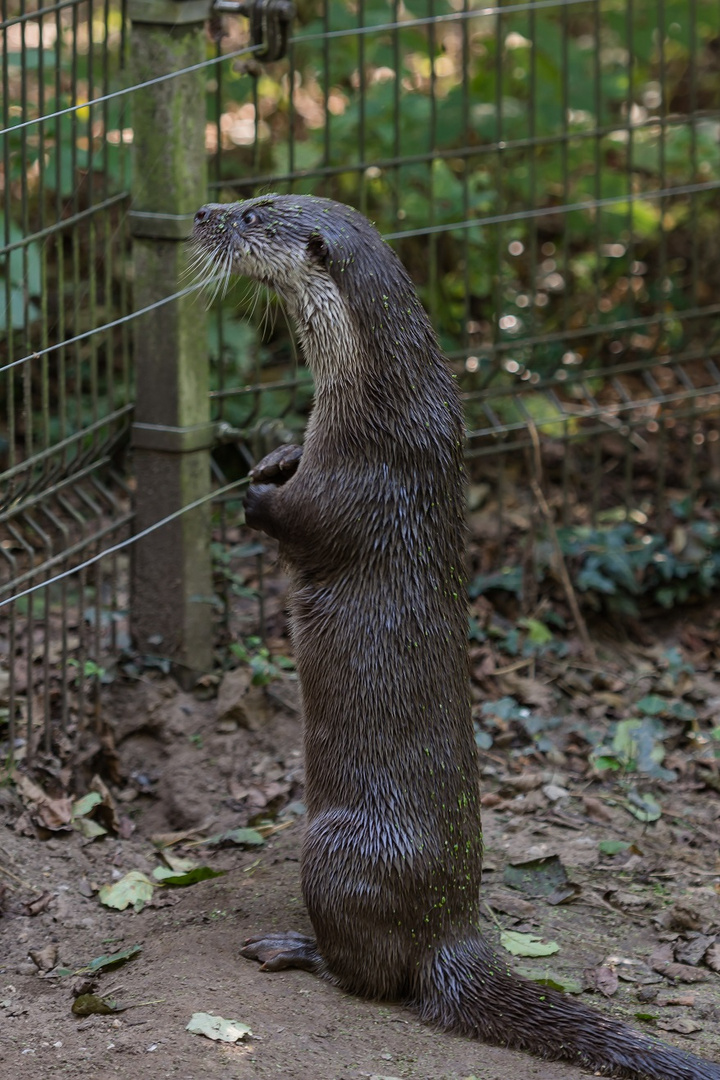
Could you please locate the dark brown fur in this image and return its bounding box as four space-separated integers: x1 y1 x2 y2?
192 195 719 1080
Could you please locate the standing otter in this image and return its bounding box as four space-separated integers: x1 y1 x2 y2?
191 195 719 1080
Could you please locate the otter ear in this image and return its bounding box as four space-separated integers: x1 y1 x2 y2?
307 232 328 264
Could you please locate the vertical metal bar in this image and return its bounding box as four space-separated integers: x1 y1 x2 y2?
688 0 698 311
493 1 503 378
427 0 437 328
461 0 470 371
287 19 296 185
357 0 366 212
322 0 330 181
625 0 636 325
528 0 537 371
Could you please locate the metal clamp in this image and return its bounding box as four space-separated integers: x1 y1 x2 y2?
214 0 294 61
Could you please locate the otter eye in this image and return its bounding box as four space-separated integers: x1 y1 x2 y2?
242 210 259 226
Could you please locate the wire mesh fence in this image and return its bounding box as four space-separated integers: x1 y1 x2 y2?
2 0 720 766
1 0 133 764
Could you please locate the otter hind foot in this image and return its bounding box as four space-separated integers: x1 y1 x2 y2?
241 931 321 973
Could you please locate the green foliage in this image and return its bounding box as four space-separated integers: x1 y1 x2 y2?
557 515 720 614
229 636 295 685
213 0 720 381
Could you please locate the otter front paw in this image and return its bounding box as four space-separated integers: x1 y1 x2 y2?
243 482 278 534
250 443 303 485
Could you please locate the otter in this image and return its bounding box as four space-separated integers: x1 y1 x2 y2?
191 195 719 1080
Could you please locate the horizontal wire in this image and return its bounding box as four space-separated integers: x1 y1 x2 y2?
0 279 209 377
0 476 248 610
0 0 611 139
0 42 259 138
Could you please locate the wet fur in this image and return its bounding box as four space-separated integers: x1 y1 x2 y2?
192 195 720 1080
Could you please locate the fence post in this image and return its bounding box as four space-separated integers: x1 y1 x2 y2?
128 1 214 677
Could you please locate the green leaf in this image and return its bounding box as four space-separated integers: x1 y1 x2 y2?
520 618 554 645
72 993 122 1016
75 817 108 839
201 827 265 848
75 945 143 976
593 755 622 771
625 791 662 823
598 840 630 856
72 791 104 818
503 855 569 897
186 1012 252 1043
98 871 155 912
500 931 559 957
636 695 668 716
152 866 226 887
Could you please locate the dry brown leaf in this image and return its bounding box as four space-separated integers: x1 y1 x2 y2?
88 774 121 834
480 792 505 809
582 796 614 823
656 1017 703 1034
704 942 720 973
584 965 619 997
498 673 555 711
24 891 53 917
28 943 58 972
675 934 716 967
487 891 536 919
664 903 705 932
14 775 72 832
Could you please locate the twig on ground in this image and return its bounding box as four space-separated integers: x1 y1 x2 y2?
526 420 597 663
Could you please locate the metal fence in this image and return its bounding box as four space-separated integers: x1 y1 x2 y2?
2 0 720 767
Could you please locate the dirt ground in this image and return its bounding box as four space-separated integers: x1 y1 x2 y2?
2 624 720 1080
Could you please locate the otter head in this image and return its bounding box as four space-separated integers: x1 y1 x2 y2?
191 195 429 383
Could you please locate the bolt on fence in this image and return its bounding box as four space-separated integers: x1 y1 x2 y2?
2 0 720 767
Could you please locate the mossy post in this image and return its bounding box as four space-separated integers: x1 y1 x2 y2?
129 0 214 678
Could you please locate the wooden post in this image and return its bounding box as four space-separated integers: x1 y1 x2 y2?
128 0 214 677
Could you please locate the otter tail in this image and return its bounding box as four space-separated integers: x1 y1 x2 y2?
415 935 720 1080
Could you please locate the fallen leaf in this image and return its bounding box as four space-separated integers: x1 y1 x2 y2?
186 1012 252 1043
28 943 58 972
598 840 630 857
705 943 720 973
152 866 225 887
74 945 142 975
582 797 615 824
675 935 716 967
75 818 108 840
487 891 536 919
24 891 53 917
98 871 154 912
500 931 559 957
546 882 582 905
650 945 708 984
625 791 662 823
200 827 265 849
72 993 123 1016
584 965 619 997
503 855 570 897
72 792 103 818
656 1017 703 1034
15 775 72 832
